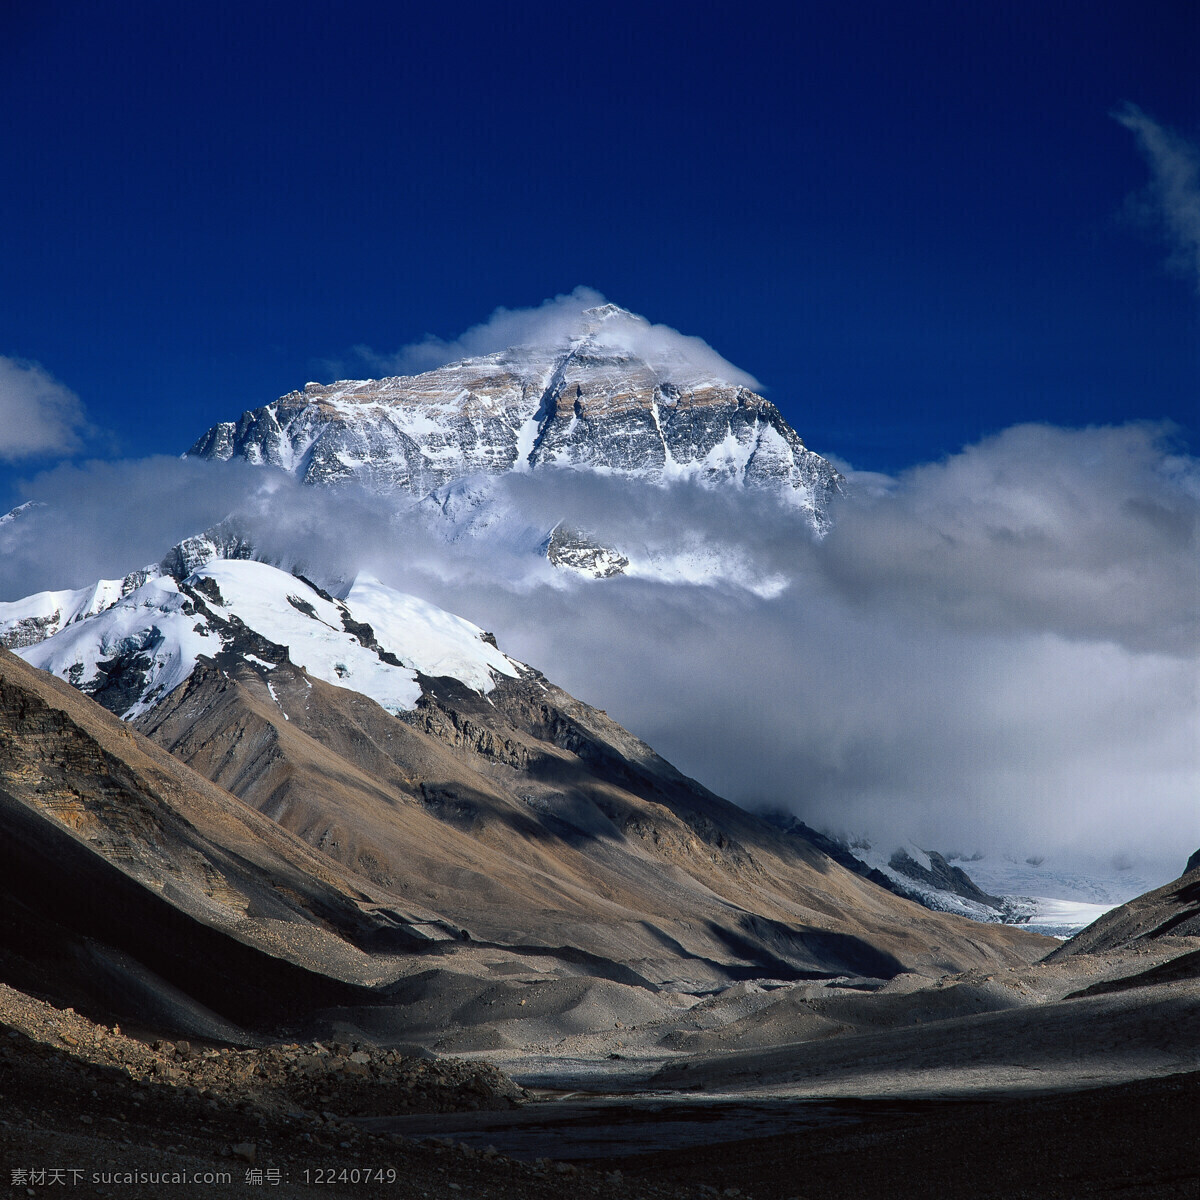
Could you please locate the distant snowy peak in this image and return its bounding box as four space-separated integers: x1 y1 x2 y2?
9 557 521 721
848 840 1129 939
0 500 41 529
186 305 842 529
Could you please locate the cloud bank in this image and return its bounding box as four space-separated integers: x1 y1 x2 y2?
0 357 94 462
350 286 763 389
0 457 280 593
362 425 1196 873
1 420 1195 878
1114 102 1200 290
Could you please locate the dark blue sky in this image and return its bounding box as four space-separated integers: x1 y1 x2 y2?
1 1 1196 509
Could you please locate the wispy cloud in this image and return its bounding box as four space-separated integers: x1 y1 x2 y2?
345 286 763 389
0 357 95 462
1113 102 1200 290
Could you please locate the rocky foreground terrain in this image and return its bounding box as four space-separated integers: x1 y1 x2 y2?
2 944 1198 1199
0 980 691 1199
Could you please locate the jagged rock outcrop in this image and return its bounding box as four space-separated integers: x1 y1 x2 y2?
543 525 630 577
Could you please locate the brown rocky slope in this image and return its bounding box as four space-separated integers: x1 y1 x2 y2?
1 638 1048 1047
0 647 450 1038
133 646 1049 997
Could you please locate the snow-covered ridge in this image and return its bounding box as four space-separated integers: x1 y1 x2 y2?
8 556 521 721
185 303 843 531
0 500 40 528
0 571 153 649
852 841 1124 939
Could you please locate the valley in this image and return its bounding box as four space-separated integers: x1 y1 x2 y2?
0 613 1197 1195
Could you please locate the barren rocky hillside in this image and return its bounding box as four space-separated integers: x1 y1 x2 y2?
134 646 1050 995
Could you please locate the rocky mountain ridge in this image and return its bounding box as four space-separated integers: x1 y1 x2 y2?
186 304 842 534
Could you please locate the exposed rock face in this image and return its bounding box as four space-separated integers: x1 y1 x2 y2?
0 647 449 1035
888 848 1005 909
1048 856 1200 961
157 522 256 580
543 524 630 577
0 609 63 649
186 305 842 530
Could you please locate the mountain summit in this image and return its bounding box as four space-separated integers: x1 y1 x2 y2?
187 303 842 530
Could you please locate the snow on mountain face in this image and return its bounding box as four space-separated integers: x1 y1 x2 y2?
0 500 39 529
12 558 520 720
186 305 842 530
0 524 258 652
342 573 517 694
0 569 154 650
849 841 1155 939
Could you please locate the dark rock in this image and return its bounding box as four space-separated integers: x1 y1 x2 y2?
888 849 1005 908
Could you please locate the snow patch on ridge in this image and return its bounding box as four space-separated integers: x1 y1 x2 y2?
11 556 524 720
345 573 519 693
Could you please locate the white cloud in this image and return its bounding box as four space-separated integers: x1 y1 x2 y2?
1114 102 1200 290
0 357 93 462
350 286 763 389
1 421 1195 879
0 457 279 592
818 422 1200 655
355 423 1198 874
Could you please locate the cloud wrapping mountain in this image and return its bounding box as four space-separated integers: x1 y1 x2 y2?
1 417 1194 880
353 286 763 389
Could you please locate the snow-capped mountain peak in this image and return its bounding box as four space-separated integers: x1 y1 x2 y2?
580 301 633 324
185 303 843 530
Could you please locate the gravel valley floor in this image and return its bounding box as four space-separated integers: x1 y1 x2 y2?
3 936 1198 1200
